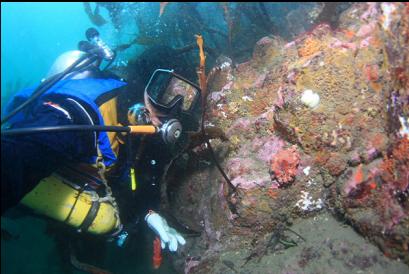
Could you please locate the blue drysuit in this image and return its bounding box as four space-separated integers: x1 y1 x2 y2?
1 76 126 213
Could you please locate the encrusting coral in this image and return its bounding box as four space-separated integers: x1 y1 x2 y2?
270 145 301 186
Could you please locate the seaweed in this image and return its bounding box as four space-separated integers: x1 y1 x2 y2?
242 222 305 266
83 2 108 27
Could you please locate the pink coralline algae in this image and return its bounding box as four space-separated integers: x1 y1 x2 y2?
254 135 285 162
344 164 365 196
226 157 254 178
356 21 376 37
226 117 253 136
226 157 270 190
380 191 406 231
270 145 301 186
275 86 286 108
252 72 267 88
330 39 357 51
360 2 378 21
256 36 274 46
230 176 270 190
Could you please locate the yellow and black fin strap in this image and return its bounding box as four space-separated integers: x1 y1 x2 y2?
78 200 100 233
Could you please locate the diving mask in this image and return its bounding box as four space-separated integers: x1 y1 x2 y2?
145 69 201 114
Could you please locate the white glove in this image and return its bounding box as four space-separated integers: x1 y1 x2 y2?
145 210 186 252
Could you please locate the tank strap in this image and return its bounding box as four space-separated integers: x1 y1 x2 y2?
63 160 121 234
63 183 91 226
78 200 100 233
95 160 121 231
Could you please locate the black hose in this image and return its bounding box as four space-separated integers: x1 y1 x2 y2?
102 50 117 71
1 54 99 126
1 125 131 136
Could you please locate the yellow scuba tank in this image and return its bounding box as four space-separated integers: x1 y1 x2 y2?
20 96 124 235
21 170 121 235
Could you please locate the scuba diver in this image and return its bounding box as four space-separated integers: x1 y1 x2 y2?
1 27 202 253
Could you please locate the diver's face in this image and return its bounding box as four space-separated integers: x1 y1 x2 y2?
144 92 165 127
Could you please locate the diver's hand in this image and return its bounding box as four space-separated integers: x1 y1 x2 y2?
145 210 186 252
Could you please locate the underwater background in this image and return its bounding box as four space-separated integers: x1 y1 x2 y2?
1 2 327 113
2 2 409 274
1 2 138 112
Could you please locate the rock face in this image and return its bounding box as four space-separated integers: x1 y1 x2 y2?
161 3 409 273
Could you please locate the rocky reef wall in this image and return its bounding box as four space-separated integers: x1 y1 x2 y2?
162 3 409 273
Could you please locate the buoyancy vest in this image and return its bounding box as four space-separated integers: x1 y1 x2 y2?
4 77 127 167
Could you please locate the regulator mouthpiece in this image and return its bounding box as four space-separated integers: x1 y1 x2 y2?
160 119 182 144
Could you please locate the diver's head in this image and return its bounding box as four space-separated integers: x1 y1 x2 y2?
46 50 99 80
143 69 201 128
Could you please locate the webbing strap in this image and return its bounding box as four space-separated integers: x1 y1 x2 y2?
78 200 100 232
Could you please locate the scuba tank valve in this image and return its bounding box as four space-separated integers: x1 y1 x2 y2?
86 27 114 60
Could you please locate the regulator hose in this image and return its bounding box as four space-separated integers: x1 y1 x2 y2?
1 125 131 136
1 54 99 126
